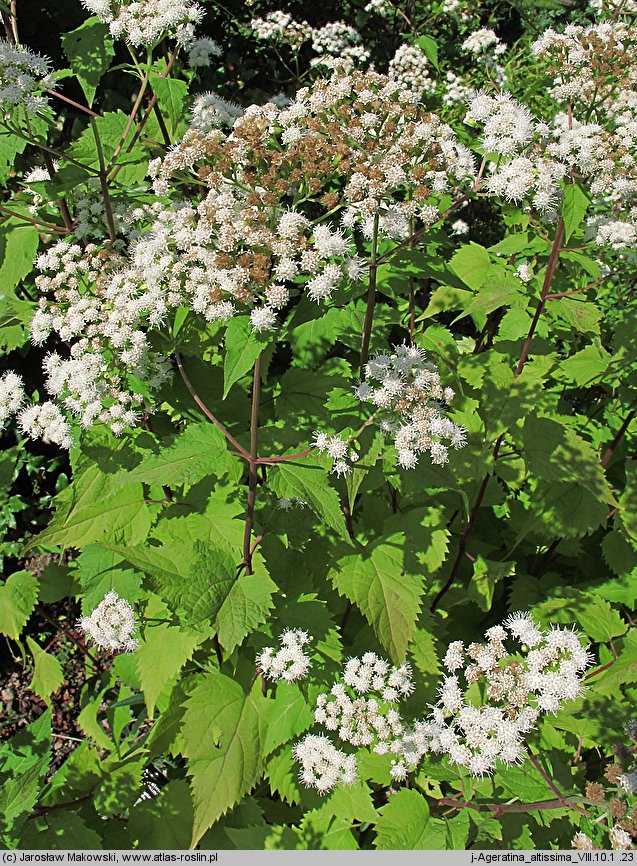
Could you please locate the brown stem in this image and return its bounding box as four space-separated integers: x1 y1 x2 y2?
174 351 251 460
256 446 314 465
0 203 67 234
600 409 635 469
430 434 504 612
434 796 586 815
242 353 263 576
360 212 380 376
107 55 152 172
515 218 565 377
526 745 589 816
9 0 17 42
236 533 263 576
150 90 171 146
45 87 99 118
110 49 178 182
90 118 116 242
40 147 73 232
32 794 93 818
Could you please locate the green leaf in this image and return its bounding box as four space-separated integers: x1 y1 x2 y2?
149 75 189 143
415 34 439 68
125 422 233 487
0 223 39 293
558 343 611 385
375 789 447 849
576 597 627 643
223 316 263 398
136 623 203 717
329 536 425 662
27 638 64 705
0 712 51 832
94 758 144 817
61 16 114 107
261 683 314 758
29 466 151 551
449 242 491 290
497 763 556 802
182 672 267 847
269 460 349 540
108 539 238 629
130 780 194 849
468 556 515 612
215 568 277 656
562 184 590 242
0 571 38 640
523 416 615 506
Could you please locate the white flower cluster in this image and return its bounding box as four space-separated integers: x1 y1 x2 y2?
0 40 55 116
365 0 393 17
294 652 414 792
388 44 435 97
532 21 635 106
311 432 359 478
251 11 312 50
357 344 466 470
187 38 221 69
146 69 474 330
18 401 74 449
442 71 473 107
26 240 170 441
292 735 358 793
77 590 138 652
462 28 506 56
310 23 369 69
251 12 368 68
294 617 592 794
573 827 634 851
190 92 243 133
81 0 204 47
257 629 311 683
0 371 25 430
413 614 593 777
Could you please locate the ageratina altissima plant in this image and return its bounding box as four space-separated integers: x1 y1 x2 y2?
0 69 475 447
294 615 593 792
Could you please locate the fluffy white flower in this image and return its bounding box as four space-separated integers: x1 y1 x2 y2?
258 629 311 683
0 372 25 429
77 590 138 652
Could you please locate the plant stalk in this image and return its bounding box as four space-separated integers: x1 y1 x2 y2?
242 352 263 576
360 212 380 376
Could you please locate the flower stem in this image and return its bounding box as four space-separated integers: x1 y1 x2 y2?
360 212 380 377
243 352 263 576
90 117 117 242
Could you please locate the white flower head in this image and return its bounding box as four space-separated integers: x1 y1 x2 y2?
77 590 138 652
257 629 311 682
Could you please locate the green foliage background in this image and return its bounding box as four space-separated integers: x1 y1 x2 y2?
0 0 636 852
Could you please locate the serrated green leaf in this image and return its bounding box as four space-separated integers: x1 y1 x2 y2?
576 596 627 643
29 467 151 551
215 568 277 656
149 75 189 143
329 535 425 662
136 624 203 717
27 638 64 705
562 184 590 242
61 16 114 107
182 672 268 847
223 316 263 397
125 422 233 487
449 242 491 290
374 789 446 849
269 460 349 540
0 571 38 640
